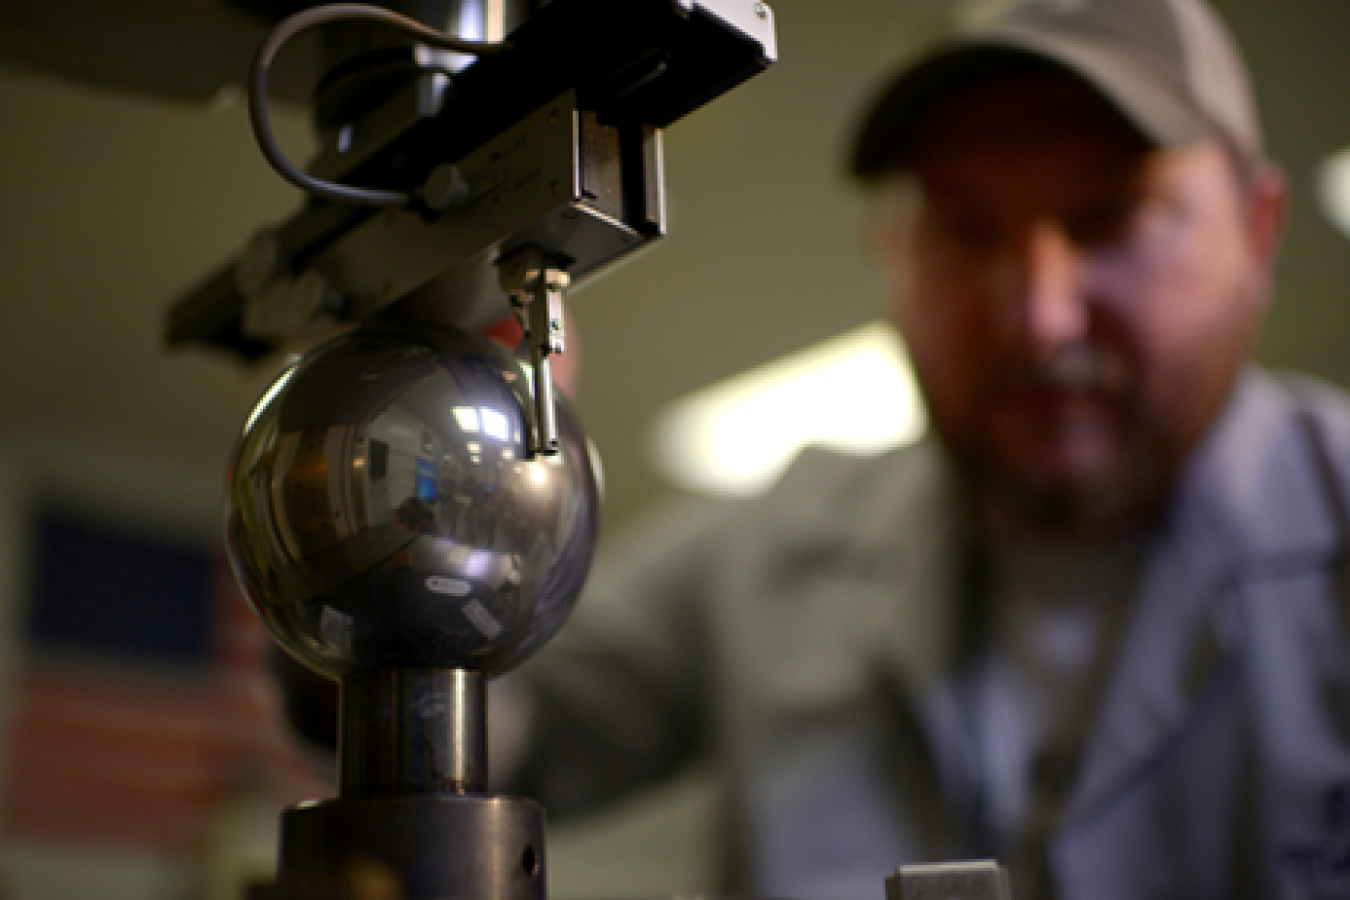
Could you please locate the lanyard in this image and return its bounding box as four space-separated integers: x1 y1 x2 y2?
955 537 1143 897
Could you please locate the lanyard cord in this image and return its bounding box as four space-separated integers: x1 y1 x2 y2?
956 538 1144 897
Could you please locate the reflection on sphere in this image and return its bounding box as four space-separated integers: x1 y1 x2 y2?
225 325 601 680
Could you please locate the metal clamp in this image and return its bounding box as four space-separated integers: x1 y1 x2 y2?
497 245 570 456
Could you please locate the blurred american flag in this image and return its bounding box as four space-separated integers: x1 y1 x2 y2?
2 507 329 854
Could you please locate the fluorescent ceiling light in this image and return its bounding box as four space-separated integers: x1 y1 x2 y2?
1318 147 1350 237
453 406 481 433
481 408 510 441
650 321 927 496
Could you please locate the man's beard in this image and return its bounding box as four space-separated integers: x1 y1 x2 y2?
947 343 1172 537
969 437 1169 535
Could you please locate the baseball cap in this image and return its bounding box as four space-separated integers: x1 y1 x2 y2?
850 0 1264 180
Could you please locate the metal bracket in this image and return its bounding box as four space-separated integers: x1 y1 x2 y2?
498 245 570 457
885 860 1012 900
236 229 346 338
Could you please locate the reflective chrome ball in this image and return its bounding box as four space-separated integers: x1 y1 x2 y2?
225 325 601 680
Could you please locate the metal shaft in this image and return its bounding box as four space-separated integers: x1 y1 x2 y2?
340 667 488 798
320 0 533 64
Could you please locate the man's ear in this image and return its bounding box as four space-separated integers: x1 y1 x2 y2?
1244 159 1288 271
860 175 919 266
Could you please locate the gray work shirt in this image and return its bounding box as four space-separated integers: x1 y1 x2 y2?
514 368 1350 899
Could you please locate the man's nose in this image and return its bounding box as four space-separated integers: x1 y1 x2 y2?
1000 221 1088 354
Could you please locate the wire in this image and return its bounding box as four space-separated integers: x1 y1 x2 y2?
248 3 511 208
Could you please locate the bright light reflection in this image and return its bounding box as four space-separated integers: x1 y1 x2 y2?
453 407 481 433
244 364 297 435
650 321 927 496
481 408 510 441
466 442 482 456
463 549 493 580
528 464 549 487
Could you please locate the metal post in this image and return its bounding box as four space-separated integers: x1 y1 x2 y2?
340 667 488 797
278 666 545 899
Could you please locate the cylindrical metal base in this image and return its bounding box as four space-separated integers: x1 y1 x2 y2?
341 667 488 797
277 793 546 900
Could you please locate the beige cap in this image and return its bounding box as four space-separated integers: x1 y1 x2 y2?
850 0 1263 179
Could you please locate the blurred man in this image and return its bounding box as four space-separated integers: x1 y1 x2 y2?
507 0 1350 897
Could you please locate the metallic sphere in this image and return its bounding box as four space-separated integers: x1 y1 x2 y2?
225 324 602 680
